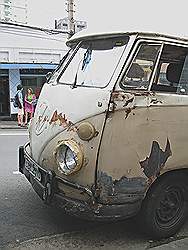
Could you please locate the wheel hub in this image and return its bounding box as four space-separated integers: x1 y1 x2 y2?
156 187 183 223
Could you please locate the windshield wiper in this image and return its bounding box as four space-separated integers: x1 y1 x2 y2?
72 71 78 89
71 58 83 88
72 49 92 89
82 49 92 71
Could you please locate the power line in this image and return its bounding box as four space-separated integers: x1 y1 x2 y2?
0 21 70 35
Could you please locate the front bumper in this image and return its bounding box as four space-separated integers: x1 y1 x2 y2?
19 143 142 221
19 143 57 203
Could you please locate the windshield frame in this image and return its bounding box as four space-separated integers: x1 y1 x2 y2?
57 36 130 89
56 42 81 83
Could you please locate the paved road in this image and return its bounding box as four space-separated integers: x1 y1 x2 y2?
0 130 99 248
1 129 188 249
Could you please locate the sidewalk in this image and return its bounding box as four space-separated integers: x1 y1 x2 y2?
3 229 188 250
0 120 27 129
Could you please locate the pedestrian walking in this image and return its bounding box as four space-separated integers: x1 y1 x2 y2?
24 88 36 125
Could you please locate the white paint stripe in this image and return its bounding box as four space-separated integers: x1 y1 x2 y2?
13 170 22 175
0 133 28 136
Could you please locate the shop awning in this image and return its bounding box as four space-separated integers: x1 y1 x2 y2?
0 63 58 69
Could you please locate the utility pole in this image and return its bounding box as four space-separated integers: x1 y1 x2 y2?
66 0 75 38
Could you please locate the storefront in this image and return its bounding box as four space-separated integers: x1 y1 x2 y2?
0 22 68 118
0 63 58 117
20 68 55 98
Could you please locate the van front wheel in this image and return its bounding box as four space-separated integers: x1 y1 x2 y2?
140 173 188 239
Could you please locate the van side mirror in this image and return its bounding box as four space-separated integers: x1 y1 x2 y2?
45 72 52 80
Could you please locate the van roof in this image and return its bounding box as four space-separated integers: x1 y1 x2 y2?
67 29 188 46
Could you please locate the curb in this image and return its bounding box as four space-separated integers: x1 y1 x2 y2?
2 230 188 250
0 125 28 130
151 237 188 249
0 127 27 130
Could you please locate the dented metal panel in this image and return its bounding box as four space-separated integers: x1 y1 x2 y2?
38 114 105 201
140 138 172 183
96 171 147 204
96 85 188 204
31 85 111 161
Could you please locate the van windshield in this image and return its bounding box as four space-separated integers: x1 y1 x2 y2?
58 36 129 88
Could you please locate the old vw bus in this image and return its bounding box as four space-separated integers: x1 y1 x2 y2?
19 30 188 239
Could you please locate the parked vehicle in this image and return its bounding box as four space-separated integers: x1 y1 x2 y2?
19 30 188 239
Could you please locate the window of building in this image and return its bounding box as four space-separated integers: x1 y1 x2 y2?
20 68 54 98
152 44 188 94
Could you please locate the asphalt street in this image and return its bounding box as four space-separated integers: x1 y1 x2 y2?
1 129 188 249
0 129 99 248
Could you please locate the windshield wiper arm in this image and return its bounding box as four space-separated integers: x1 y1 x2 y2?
72 71 78 89
71 58 83 89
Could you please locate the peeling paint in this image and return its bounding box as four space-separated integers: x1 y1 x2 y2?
49 110 73 128
150 98 163 105
96 171 147 204
110 91 136 115
35 103 50 135
140 138 172 183
112 91 135 104
123 96 134 107
124 106 135 119
35 104 77 136
134 91 155 96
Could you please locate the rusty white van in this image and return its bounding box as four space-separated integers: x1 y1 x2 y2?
19 30 188 239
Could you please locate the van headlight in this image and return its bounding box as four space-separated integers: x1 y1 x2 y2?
55 140 83 175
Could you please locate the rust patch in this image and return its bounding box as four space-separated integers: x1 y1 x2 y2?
110 91 135 115
111 91 126 100
49 110 73 129
140 138 172 183
124 106 135 119
67 125 78 132
134 91 155 96
96 171 147 204
123 97 134 107
150 98 163 104
112 91 134 103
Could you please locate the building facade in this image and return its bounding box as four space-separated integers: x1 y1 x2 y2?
0 0 27 24
0 22 68 117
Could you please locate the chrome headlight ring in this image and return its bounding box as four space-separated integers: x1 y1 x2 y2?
55 140 83 175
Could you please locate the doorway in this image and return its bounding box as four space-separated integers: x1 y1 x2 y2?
0 75 10 117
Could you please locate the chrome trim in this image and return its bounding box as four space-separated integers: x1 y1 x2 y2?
56 176 93 197
23 142 93 197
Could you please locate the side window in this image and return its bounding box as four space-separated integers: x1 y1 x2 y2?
152 44 188 94
120 43 161 90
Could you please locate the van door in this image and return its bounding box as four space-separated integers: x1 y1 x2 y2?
96 42 162 205
96 42 188 205
148 43 188 173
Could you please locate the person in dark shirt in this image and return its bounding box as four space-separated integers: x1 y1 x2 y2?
16 84 24 126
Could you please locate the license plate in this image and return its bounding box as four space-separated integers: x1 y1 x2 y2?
25 158 42 182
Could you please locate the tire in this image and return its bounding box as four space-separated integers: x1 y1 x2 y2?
139 172 188 239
